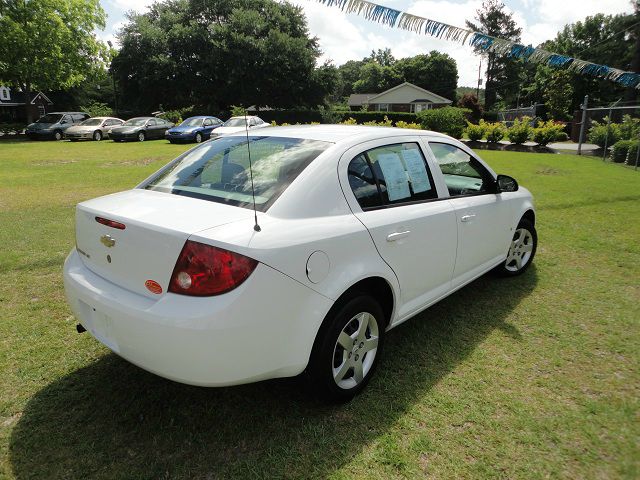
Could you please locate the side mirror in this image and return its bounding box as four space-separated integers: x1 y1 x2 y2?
496 174 519 193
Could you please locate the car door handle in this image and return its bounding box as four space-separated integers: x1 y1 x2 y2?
460 214 476 222
387 231 411 242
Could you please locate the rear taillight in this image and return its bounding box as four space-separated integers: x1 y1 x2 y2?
168 240 258 296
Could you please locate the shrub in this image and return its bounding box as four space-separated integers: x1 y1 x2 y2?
80 101 112 118
627 142 640 165
588 118 621 148
362 115 393 127
619 114 640 141
231 105 247 116
341 117 357 125
318 105 341 124
159 110 184 124
395 120 422 129
506 116 532 144
458 93 483 121
465 121 485 141
532 120 567 145
0 122 25 135
611 139 639 163
417 107 469 138
484 122 506 143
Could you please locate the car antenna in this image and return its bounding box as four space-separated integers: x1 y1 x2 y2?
244 110 261 232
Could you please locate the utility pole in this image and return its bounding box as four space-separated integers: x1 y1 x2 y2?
476 59 482 99
577 95 588 156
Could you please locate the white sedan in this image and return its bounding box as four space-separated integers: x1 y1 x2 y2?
209 115 270 137
63 125 537 401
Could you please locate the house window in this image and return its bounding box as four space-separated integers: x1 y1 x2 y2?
377 103 389 112
0 87 10 101
38 105 46 117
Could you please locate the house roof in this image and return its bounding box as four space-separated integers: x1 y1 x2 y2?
0 87 52 106
367 82 452 104
347 93 376 107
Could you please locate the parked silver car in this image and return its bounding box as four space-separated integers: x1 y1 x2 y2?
64 117 125 141
26 112 90 140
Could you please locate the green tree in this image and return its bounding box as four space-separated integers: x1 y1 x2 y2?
336 60 366 97
352 62 400 93
0 0 107 122
367 48 395 67
541 12 637 111
112 0 333 113
466 0 522 111
395 51 458 101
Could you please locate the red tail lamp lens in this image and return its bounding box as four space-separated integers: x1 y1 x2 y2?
169 241 258 296
95 216 126 230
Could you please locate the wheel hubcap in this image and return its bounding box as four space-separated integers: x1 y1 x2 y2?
138 133 144 141
506 228 534 272
332 312 379 389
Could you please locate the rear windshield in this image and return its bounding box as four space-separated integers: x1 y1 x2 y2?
143 136 331 211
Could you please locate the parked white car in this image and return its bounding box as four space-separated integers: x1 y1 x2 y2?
210 115 270 137
63 125 536 401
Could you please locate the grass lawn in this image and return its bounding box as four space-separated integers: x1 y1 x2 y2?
0 139 638 479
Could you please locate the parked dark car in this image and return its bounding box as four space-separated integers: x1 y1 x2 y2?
165 116 224 143
110 117 174 142
26 112 90 140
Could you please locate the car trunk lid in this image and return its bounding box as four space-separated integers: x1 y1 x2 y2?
75 189 254 298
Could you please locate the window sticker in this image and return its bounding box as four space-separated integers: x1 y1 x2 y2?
401 149 431 193
377 153 410 201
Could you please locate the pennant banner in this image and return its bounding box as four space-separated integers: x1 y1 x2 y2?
315 0 640 89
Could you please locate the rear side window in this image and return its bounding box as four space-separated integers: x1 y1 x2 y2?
144 136 331 211
347 143 437 209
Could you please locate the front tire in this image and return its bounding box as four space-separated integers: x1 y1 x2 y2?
307 295 385 402
195 132 203 143
497 218 537 276
93 130 102 141
137 131 145 142
53 130 63 141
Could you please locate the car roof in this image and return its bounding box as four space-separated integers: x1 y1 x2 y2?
49 111 89 115
228 115 261 120
223 124 450 144
185 115 215 119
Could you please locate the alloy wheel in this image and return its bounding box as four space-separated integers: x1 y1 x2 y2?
332 311 379 389
505 228 534 272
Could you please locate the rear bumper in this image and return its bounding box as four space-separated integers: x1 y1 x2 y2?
63 249 333 386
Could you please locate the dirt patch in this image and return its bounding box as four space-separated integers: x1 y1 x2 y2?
101 158 157 167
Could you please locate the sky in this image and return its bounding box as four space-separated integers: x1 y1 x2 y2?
98 0 634 87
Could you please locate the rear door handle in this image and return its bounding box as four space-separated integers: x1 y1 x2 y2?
460 214 476 222
387 230 411 242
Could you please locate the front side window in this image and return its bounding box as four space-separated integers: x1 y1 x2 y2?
429 142 494 196
347 143 437 209
144 136 331 211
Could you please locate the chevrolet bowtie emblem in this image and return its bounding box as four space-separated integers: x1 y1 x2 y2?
100 234 116 248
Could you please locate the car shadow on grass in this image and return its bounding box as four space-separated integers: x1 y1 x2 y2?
9 267 538 479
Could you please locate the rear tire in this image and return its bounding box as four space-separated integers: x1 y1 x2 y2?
306 295 385 403
496 218 537 276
